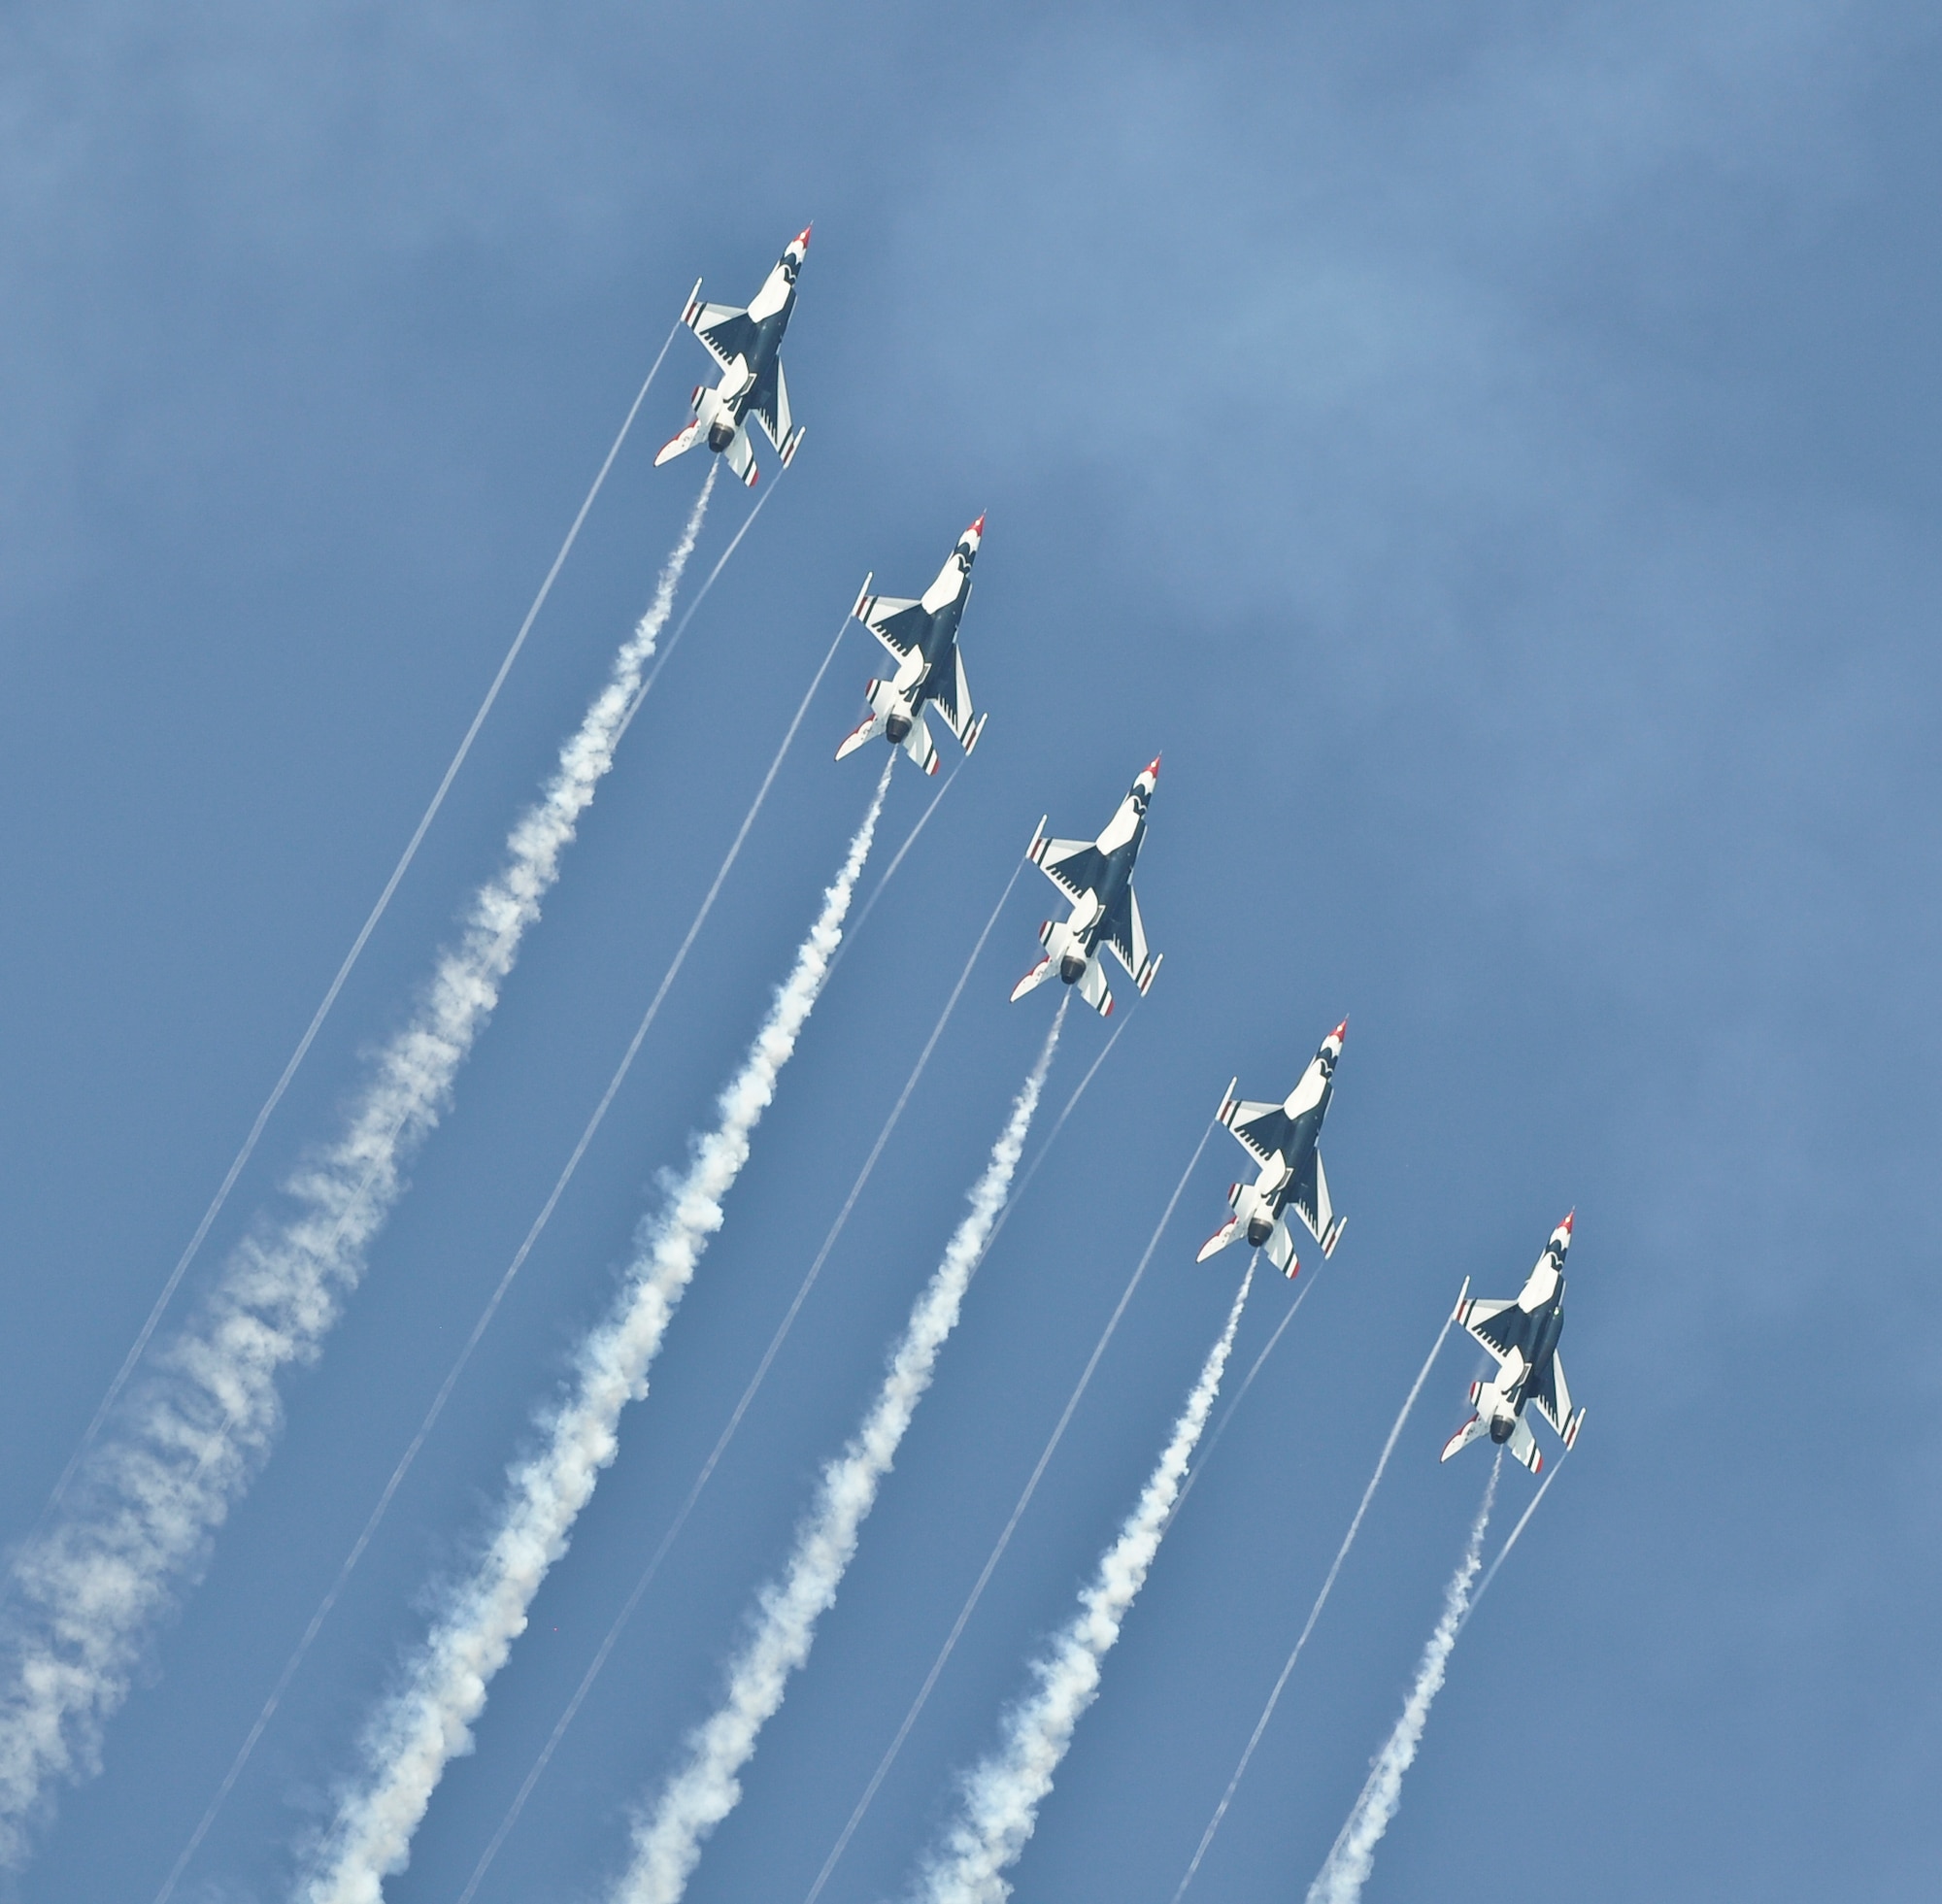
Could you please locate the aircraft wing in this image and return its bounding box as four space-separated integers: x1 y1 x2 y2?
927 634 972 737
1103 884 1144 974
751 357 793 453
1530 1353 1582 1445
1456 1295 1522 1367
1220 1096 1296 1170
1029 835 1108 905
688 299 759 373
858 594 927 662
1288 1145 1334 1246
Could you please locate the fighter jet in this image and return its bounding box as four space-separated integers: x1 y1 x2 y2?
1440 1214 1588 1474
653 226 811 488
835 516 991 777
1195 1021 1349 1279
1010 757 1163 1019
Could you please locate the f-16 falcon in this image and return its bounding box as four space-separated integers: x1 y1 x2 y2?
1441 1213 1588 1474
1196 1020 1349 1279
836 516 991 776
653 226 811 487
1010 757 1163 1019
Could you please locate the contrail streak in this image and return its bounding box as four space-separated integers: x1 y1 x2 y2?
150 602 854 1904
1305 1454 1500 1904
1457 1455 1562 1638
802 1122 1213 1904
1170 1312 1454 1903
0 469 714 1868
918 1262 1256 1904
297 757 891 1904
613 1002 1070 1904
31 336 679 1540
453 858 1031 1904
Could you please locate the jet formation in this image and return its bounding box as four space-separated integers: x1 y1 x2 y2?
666 224 1591 1467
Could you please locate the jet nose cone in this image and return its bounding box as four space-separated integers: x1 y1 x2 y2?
967 512 986 540
1559 1209 1576 1234
792 222 813 252
1330 1018 1349 1044
1143 752 1162 782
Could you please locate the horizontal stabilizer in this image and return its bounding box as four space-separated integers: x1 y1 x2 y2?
1509 1415 1544 1473
1262 1219 1299 1280
1440 1412 1489 1463
835 711 887 761
1010 955 1054 1003
1077 956 1115 1019
1196 1216 1241 1263
653 419 704 467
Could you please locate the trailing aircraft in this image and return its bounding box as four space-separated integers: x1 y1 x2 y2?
653 226 811 486
836 516 990 776
1195 1020 1349 1278
1010 757 1162 1019
1441 1213 1588 1474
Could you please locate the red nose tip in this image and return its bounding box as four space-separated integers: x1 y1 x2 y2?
794 223 813 251
1559 1210 1576 1234
967 513 986 538
1331 1018 1349 1043
1143 753 1162 781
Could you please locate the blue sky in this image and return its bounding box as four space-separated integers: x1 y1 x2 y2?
2 4 1939 1900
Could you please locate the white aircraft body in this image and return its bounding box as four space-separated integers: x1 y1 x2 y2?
1196 1020 1349 1278
1010 757 1163 1019
1441 1213 1588 1474
653 226 811 487
836 516 990 776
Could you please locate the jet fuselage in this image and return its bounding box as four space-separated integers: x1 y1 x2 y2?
706 252 798 447
1062 788 1148 981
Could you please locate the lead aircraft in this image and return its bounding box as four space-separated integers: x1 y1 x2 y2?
1010 757 1163 1019
1195 1020 1349 1279
653 226 811 487
835 516 990 776
1441 1213 1588 1474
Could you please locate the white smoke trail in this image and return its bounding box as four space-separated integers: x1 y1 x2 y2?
450 862 1028 1904
1171 1312 1454 1903
32 334 681 1542
613 1001 1069 1904
0 472 717 1867
151 603 855 1904
803 1122 1215 1904
298 755 891 1904
918 1261 1256 1904
1305 1455 1501 1904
